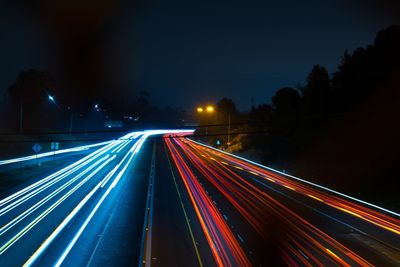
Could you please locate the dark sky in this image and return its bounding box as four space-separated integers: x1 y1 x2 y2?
1 0 400 110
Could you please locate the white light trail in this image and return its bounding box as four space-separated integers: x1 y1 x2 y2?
0 141 112 166
24 134 149 266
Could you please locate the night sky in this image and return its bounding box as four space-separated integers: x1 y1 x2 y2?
1 0 399 110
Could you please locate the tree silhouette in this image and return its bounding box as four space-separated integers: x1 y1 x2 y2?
332 25 400 111
7 69 55 103
217 97 238 115
272 87 301 114
302 65 331 114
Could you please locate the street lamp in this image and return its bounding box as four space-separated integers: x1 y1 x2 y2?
206 105 214 113
48 95 55 102
196 104 231 148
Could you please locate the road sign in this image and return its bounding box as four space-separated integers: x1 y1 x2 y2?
32 143 42 153
51 142 59 150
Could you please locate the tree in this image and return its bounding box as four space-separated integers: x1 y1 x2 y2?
7 69 55 103
249 104 273 122
331 25 400 111
272 87 301 114
217 97 237 115
302 65 331 114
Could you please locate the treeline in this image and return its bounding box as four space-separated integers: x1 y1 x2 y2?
205 25 400 164
1 71 186 133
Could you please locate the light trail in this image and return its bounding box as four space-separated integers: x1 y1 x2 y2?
0 132 142 211
0 155 109 236
0 155 116 255
167 136 374 265
188 139 400 236
165 135 251 267
0 141 112 166
0 130 195 265
0 139 123 216
47 131 188 266
0 139 120 209
25 136 147 266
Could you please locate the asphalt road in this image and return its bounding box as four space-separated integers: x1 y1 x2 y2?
0 132 154 266
0 129 399 266
163 135 400 266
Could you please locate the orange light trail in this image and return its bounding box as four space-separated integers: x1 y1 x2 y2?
165 135 251 267
187 139 400 237
165 136 375 266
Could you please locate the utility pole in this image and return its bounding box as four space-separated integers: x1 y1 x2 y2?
227 113 231 148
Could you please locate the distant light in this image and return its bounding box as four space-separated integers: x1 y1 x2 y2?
48 95 55 102
206 105 214 112
94 104 99 109
197 107 204 113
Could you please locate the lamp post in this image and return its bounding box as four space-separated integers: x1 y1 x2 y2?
196 105 231 148
217 109 231 148
196 105 215 136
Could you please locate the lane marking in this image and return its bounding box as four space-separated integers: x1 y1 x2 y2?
237 234 244 243
164 142 204 267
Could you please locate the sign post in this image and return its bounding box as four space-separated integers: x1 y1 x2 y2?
32 143 42 165
51 142 59 161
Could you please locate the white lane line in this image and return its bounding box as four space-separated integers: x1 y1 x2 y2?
237 234 244 243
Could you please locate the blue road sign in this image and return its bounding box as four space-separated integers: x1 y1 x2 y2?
51 142 59 150
32 143 42 153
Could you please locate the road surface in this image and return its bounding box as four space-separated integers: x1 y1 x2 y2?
0 130 399 266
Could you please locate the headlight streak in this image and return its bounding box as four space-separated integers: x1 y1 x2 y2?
114 133 142 154
0 141 113 166
0 140 121 216
0 155 109 236
0 155 116 256
16 130 192 266
0 140 119 209
53 134 149 267
188 139 400 236
165 135 251 267
169 136 373 266
0 137 131 260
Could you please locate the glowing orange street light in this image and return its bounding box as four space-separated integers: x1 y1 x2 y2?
197 107 204 113
206 105 214 113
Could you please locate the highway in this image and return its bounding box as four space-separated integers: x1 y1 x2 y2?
0 141 112 173
0 129 399 266
162 133 400 266
0 130 190 266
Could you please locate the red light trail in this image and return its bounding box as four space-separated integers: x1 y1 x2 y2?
163 134 397 265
